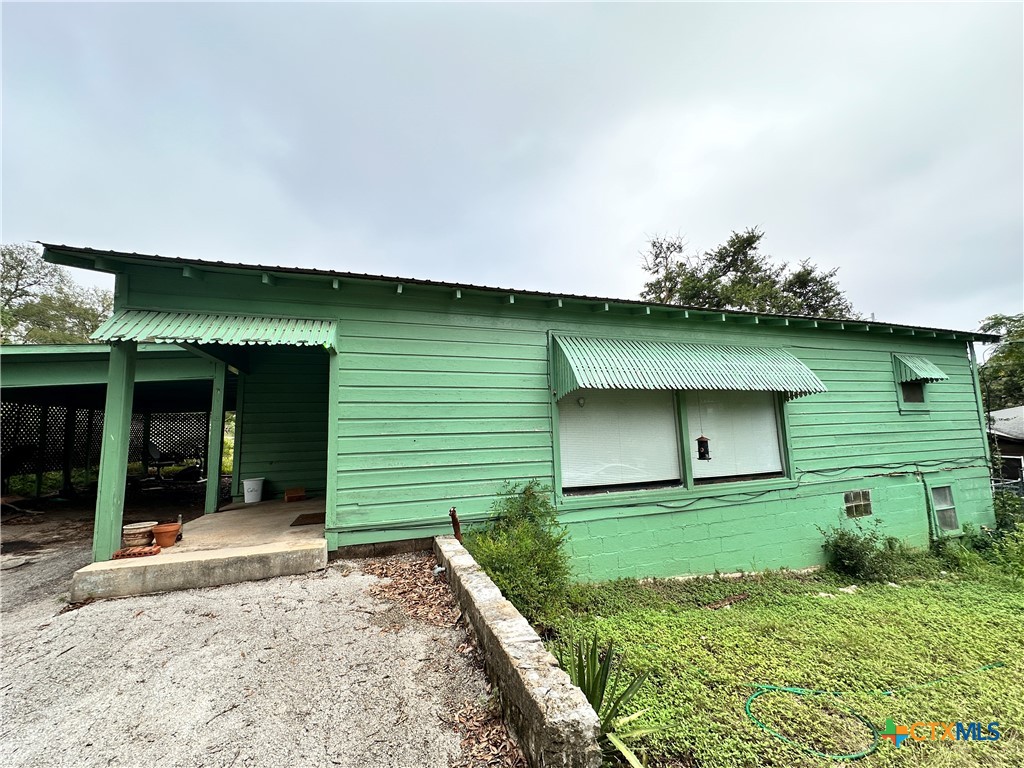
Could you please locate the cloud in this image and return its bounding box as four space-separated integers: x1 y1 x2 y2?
2 2 1020 332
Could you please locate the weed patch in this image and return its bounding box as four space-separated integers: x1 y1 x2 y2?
549 572 1024 767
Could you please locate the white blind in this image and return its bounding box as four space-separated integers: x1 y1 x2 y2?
558 389 681 489
686 391 783 479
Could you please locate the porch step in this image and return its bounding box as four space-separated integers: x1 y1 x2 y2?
70 539 328 602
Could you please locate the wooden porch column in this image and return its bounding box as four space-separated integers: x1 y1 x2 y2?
325 348 340 546
204 363 227 514
93 341 137 561
61 406 76 496
230 374 246 500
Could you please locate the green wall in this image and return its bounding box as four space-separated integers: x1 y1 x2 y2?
235 346 329 501
118 263 995 579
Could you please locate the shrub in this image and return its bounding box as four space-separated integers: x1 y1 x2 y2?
819 521 940 582
992 528 1024 583
959 522 997 555
463 480 571 626
951 495 1024 582
933 535 989 576
994 490 1024 533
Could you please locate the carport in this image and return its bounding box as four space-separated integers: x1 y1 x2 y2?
0 346 235 548
1 344 233 503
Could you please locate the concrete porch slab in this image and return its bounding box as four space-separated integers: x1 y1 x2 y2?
70 499 328 602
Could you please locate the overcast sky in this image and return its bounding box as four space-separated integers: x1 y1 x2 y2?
3 3 1022 332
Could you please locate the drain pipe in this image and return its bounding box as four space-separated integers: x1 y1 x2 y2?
968 341 993 471
449 507 462 543
915 467 936 544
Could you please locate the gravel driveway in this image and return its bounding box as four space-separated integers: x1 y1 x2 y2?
1 519 500 768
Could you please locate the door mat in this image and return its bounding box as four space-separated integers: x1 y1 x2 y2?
290 512 326 527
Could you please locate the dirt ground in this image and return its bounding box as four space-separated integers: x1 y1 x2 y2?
0 511 523 768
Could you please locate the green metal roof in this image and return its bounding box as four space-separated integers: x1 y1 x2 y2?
893 353 949 383
92 310 336 348
552 335 828 400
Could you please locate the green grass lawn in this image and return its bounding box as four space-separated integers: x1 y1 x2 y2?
552 570 1024 768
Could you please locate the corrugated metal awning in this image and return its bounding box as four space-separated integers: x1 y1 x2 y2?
92 309 336 348
893 353 948 383
552 335 827 400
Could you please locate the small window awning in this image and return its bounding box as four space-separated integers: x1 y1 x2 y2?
552 335 827 400
92 309 336 348
893 353 948 384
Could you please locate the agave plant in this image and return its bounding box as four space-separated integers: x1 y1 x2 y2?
558 634 656 767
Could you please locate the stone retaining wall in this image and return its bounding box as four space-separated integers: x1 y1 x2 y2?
433 536 601 768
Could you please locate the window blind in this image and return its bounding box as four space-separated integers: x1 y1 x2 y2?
558 389 681 489
686 391 783 479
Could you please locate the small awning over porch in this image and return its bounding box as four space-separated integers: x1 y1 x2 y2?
92 309 336 348
893 353 949 383
552 335 828 400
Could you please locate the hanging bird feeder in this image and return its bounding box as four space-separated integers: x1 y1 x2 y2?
696 434 711 461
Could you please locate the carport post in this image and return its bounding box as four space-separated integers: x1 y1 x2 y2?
204 362 227 514
93 341 137 562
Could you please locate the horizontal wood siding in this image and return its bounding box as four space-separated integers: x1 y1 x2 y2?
333 312 553 536
120 266 994 579
236 347 329 500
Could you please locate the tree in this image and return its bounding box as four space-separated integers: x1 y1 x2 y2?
640 228 858 319
979 313 1024 412
1 243 113 344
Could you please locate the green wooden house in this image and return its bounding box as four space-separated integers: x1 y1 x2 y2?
41 243 998 580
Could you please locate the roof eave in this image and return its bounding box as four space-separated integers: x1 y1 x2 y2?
39 242 1001 343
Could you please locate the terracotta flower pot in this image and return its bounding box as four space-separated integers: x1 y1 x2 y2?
151 522 181 549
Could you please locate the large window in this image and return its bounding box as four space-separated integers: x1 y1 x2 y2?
557 389 681 491
685 390 784 483
557 388 785 493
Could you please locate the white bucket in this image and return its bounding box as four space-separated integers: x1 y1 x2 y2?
242 477 265 504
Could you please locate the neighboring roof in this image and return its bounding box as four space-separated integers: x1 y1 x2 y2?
39 242 1000 342
552 335 828 400
92 310 336 347
892 353 950 384
989 406 1024 441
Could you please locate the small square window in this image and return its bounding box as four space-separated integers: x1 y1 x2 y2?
844 489 872 518
900 382 925 403
932 486 959 531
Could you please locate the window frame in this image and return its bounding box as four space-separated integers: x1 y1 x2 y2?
556 388 685 494
892 355 931 414
927 482 962 538
844 489 873 518
681 390 789 486
550 382 796 505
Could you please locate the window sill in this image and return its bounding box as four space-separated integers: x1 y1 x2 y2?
556 475 800 512
898 407 930 415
